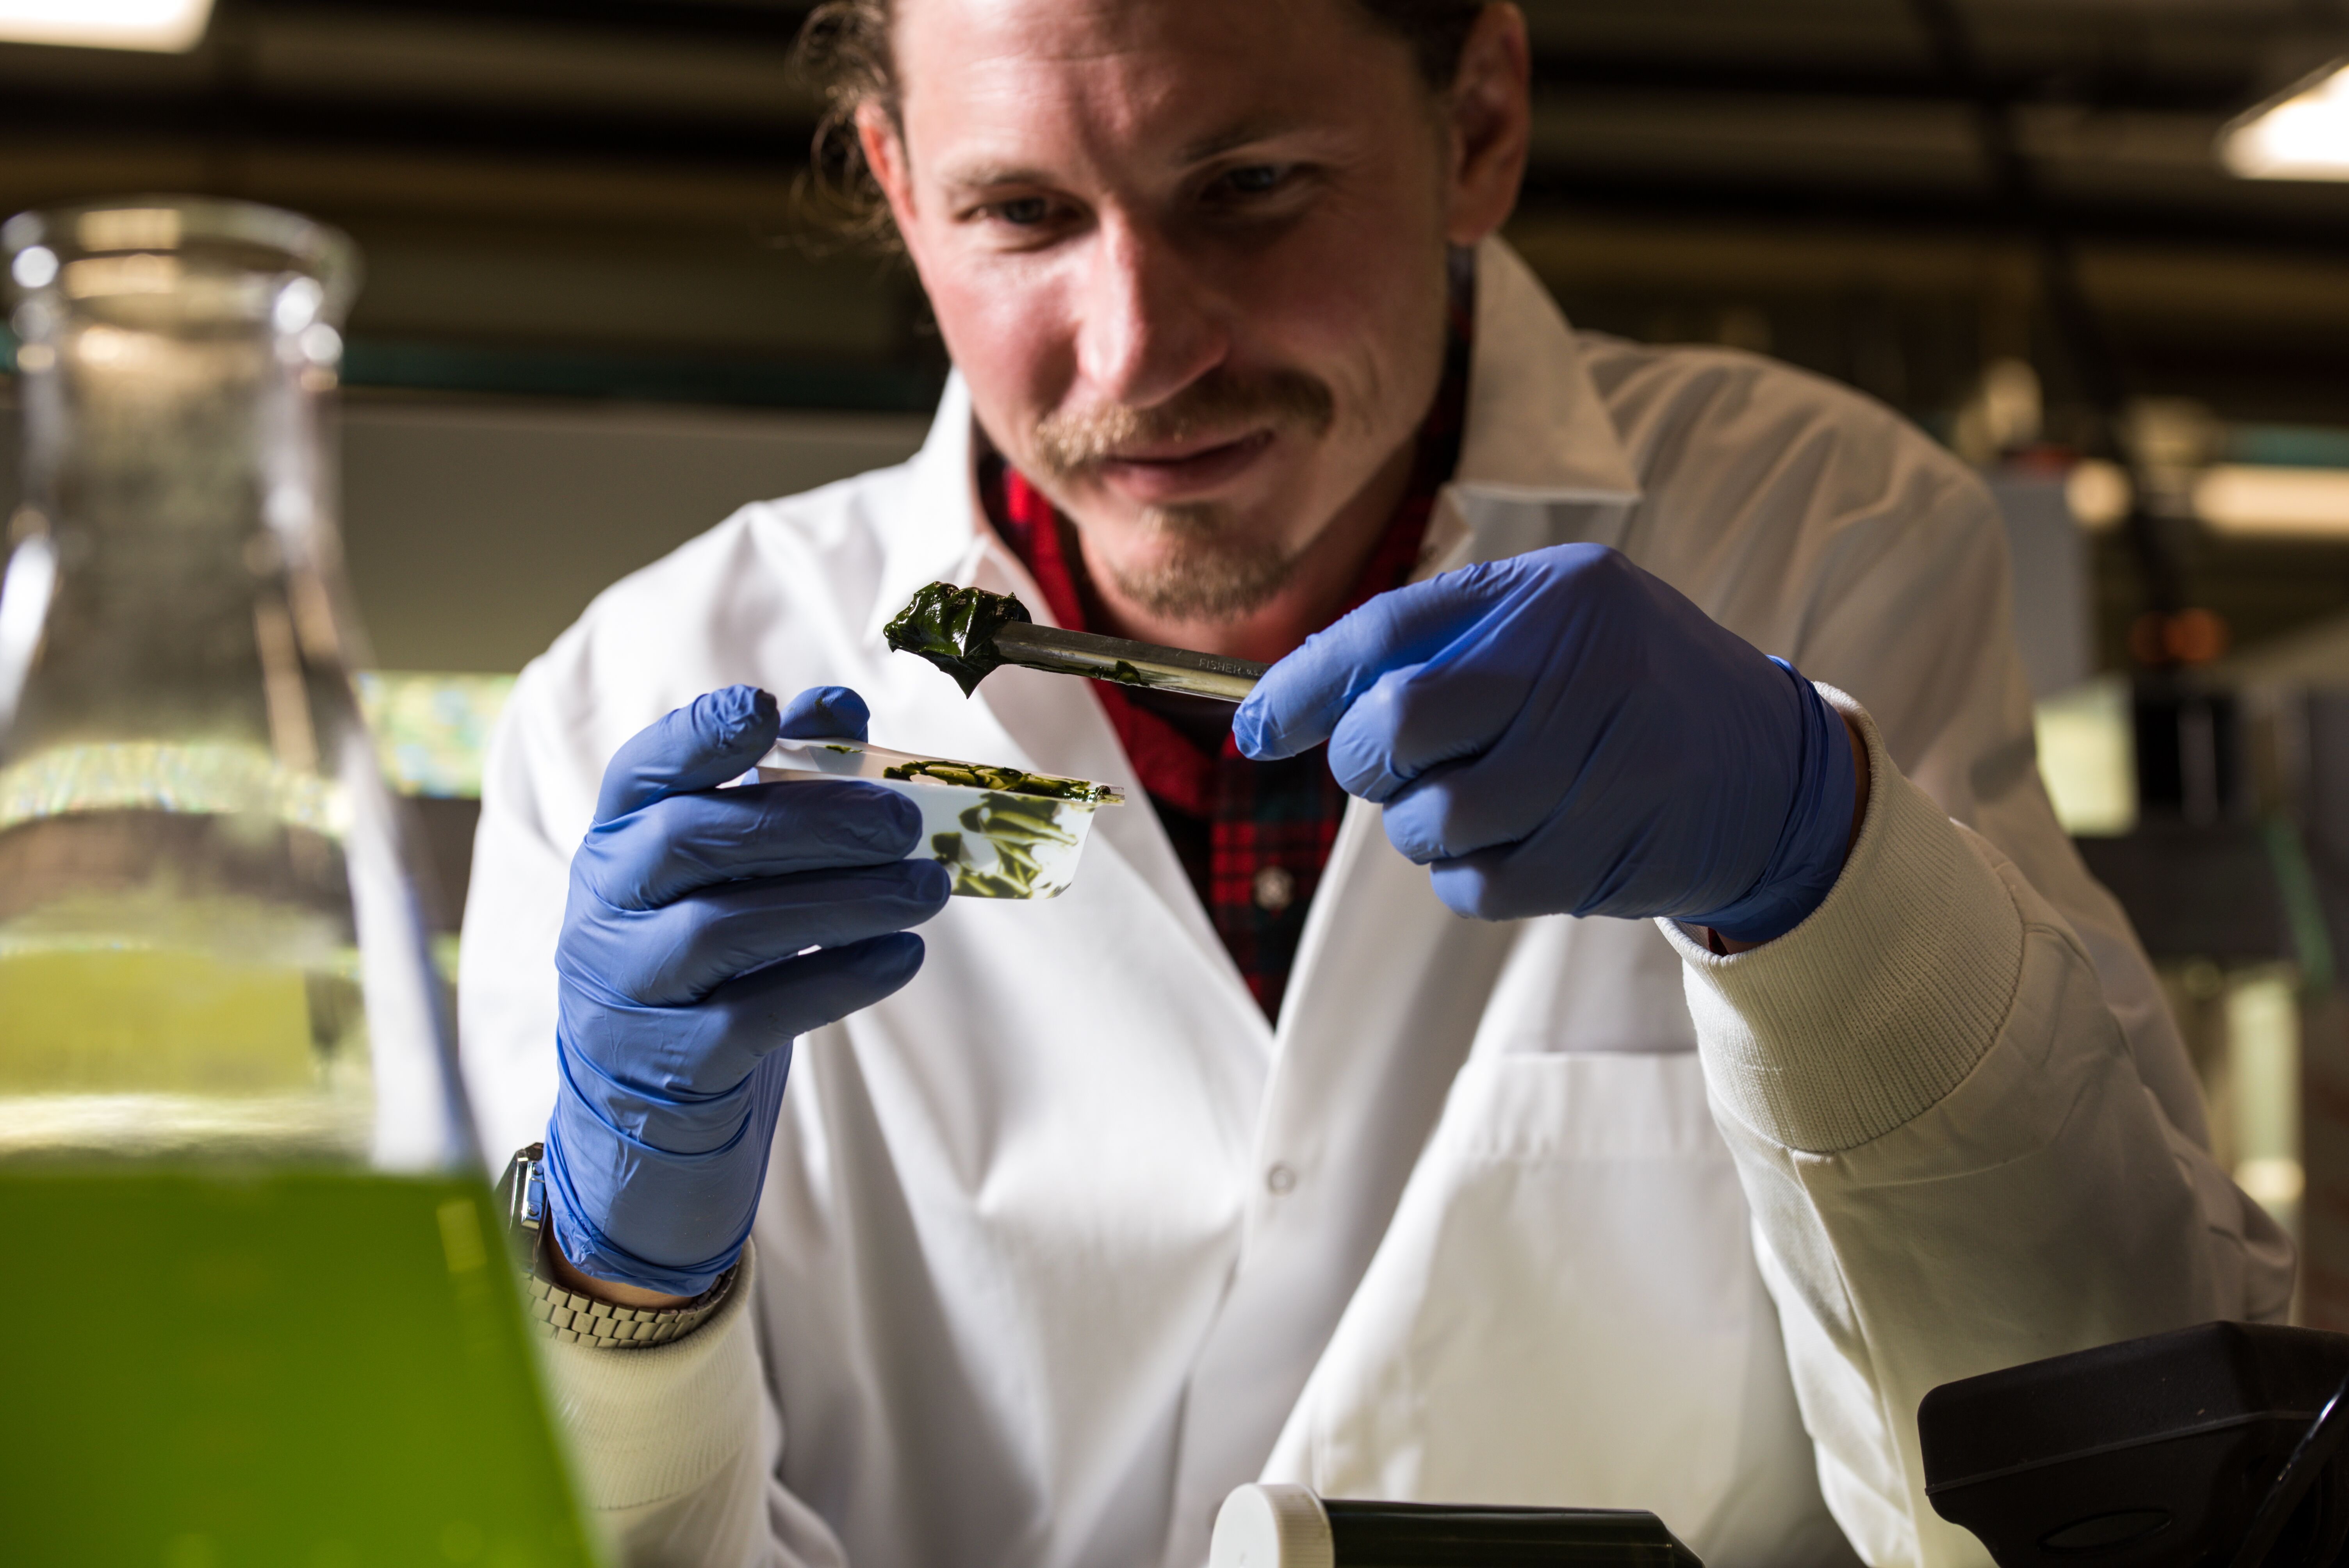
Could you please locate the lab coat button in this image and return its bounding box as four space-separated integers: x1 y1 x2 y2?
1265 1164 1297 1195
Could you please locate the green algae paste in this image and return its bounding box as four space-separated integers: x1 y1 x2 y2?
884 581 1034 697
882 758 1114 804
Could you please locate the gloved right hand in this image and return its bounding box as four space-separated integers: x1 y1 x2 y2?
1234 544 1856 941
541 684 951 1296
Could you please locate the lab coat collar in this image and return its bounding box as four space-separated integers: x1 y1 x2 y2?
859 235 1644 647
1451 235 1642 505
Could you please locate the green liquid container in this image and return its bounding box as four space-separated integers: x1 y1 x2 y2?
0 198 598 1565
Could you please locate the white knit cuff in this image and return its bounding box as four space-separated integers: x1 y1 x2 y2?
538 1239 763 1512
1662 692 2025 1154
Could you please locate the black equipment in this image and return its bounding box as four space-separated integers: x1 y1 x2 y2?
1921 1323 2349 1568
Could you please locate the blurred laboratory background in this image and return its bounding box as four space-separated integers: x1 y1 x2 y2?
5 0 2349 1313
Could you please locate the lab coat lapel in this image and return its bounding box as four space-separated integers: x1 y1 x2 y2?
1452 239 1644 503
1416 238 1645 574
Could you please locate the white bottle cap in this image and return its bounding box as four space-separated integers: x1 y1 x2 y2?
1208 1483 1335 1568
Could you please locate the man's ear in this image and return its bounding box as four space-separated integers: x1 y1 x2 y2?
1443 2 1532 247
857 102 918 235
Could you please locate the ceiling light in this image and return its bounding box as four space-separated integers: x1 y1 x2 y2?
2193 466 2349 537
2221 61 2349 181
0 0 213 53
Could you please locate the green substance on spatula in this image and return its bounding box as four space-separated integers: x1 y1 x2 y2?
883 582 1034 697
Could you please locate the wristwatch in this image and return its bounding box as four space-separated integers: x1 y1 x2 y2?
497 1142 736 1350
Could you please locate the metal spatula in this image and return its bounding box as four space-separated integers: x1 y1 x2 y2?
886 581 1267 702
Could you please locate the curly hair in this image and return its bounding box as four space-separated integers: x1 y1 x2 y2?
791 0 1490 246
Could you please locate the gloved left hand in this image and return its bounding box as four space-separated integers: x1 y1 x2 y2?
542 684 951 1297
1234 543 1857 941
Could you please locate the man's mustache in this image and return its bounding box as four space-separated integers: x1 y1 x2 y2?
1031 370 1335 478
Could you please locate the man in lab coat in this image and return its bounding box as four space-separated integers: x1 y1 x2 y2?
460 2 2292 1566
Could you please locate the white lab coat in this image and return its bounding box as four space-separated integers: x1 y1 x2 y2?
460 239 2291 1568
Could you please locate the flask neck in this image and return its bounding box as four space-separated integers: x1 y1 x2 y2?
9 274 354 759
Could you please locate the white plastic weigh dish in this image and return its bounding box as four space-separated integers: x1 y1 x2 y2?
749 738 1124 900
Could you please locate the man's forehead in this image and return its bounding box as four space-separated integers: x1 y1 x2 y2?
894 0 1411 167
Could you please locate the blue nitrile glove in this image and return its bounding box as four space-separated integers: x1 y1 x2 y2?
1234 543 1855 940
542 684 952 1295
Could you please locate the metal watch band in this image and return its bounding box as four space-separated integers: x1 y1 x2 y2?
500 1142 737 1351
521 1247 736 1349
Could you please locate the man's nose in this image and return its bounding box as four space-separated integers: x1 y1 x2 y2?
1074 219 1227 411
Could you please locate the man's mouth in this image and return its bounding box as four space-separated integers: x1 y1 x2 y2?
1093 429 1277 502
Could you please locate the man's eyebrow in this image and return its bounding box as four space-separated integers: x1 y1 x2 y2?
934 121 1318 191
1177 119 1310 165
937 162 1055 192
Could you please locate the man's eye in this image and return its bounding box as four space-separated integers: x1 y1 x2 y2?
994 197 1052 226
1221 165 1287 196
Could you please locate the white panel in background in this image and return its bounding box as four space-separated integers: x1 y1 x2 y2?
335 397 929 672
2035 677 2136 838
2226 970 2303 1234
1988 471 2094 701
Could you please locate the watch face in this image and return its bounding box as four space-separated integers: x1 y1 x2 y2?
495 1145 547 1267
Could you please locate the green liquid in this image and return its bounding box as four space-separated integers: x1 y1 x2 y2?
0 1169 600 1566
0 939 374 1162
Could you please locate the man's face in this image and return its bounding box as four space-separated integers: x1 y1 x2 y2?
867 0 1516 625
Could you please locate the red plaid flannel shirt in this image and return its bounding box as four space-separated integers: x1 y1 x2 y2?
983 265 1473 1019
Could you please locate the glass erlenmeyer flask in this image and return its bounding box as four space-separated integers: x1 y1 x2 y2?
0 196 464 1167
0 197 598 1568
